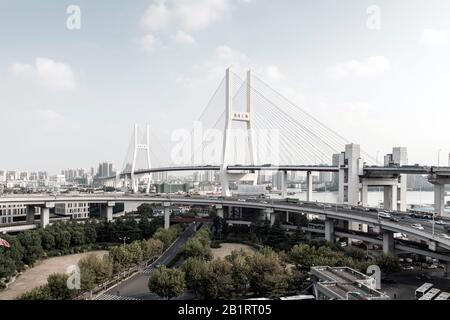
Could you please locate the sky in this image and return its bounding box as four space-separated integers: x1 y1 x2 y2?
1 0 450 173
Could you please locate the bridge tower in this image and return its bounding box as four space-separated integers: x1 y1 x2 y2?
130 124 152 194
220 68 258 196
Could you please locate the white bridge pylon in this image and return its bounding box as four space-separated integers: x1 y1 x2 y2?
220 67 258 196
128 123 152 194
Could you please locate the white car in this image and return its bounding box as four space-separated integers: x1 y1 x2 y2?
411 223 424 230
237 199 246 202
435 220 447 226
378 211 392 219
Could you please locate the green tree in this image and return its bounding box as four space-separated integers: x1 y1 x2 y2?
17 231 44 265
181 238 213 260
70 229 86 247
201 259 233 300
127 241 143 265
136 203 154 216
83 221 98 244
153 227 181 250
373 254 401 273
38 229 56 251
17 286 52 300
148 266 185 300
46 273 78 300
53 229 71 251
109 245 133 273
248 247 290 298
0 257 17 280
79 254 113 291
141 238 163 261
182 257 207 297
0 235 25 278
226 249 252 295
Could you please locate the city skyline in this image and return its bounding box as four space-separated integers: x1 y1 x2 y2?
1 0 450 172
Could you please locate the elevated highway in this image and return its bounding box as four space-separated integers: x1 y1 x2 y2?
1 194 450 254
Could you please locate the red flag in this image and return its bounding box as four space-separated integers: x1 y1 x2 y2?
0 238 10 249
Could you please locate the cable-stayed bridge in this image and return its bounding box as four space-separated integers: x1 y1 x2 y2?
99 68 449 217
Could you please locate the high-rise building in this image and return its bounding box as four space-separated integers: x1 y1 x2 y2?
272 171 284 191
96 162 115 178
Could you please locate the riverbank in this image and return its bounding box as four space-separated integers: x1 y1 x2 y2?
0 251 108 300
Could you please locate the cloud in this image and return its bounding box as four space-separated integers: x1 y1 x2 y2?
9 62 33 75
139 0 250 50
37 109 64 121
420 29 448 47
141 0 234 32
9 58 76 91
177 45 286 89
141 0 172 31
137 34 165 52
261 65 285 82
328 56 391 79
173 0 231 31
35 58 76 90
172 30 196 44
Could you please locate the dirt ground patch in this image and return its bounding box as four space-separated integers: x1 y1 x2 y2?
0 250 108 300
212 243 254 260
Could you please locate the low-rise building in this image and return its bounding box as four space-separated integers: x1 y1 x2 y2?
55 202 89 220
0 204 41 225
310 266 389 300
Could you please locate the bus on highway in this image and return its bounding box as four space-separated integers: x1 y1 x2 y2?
415 283 433 299
418 288 441 300
434 292 450 300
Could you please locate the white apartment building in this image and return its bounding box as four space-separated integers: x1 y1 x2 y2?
55 202 89 220
0 204 40 225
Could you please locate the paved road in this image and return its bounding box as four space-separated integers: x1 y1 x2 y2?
98 223 197 300
382 268 450 300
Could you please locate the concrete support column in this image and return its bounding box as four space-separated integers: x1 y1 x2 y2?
324 219 335 243
281 170 288 199
26 206 36 224
338 156 345 204
270 213 276 227
286 211 290 223
104 201 115 222
216 204 224 219
361 183 369 207
382 231 394 255
434 183 445 217
40 207 50 228
443 261 450 278
164 202 171 230
398 175 407 212
383 185 397 211
264 208 274 226
306 171 313 202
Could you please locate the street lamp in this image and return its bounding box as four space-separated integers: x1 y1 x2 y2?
119 236 130 246
432 212 436 237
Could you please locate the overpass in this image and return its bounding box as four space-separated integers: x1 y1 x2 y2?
1 194 450 261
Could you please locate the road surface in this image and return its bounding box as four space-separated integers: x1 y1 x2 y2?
97 223 197 300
